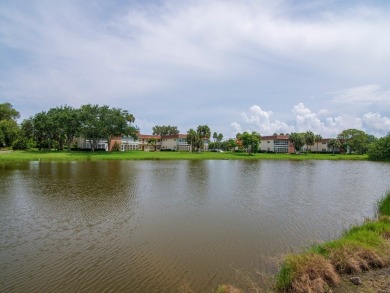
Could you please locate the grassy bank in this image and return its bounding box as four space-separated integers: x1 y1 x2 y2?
0 150 368 162
275 190 390 293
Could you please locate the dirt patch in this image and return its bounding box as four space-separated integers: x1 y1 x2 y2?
0 150 12 154
333 266 390 293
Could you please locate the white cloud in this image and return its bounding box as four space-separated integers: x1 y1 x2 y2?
1 1 390 135
293 103 323 132
241 105 295 134
230 122 242 135
331 84 390 106
233 103 389 138
1 1 390 103
362 112 390 136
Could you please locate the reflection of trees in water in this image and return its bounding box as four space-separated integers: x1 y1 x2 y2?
24 161 140 226
0 161 30 199
184 160 211 205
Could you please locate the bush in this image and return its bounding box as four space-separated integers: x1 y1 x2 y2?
12 137 29 150
368 134 390 161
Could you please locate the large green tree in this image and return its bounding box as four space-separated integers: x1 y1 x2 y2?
102 107 137 151
367 133 390 161
186 125 211 152
31 111 54 150
226 138 237 151
47 106 81 151
0 102 20 121
80 104 137 151
337 129 375 154
11 118 35 150
152 125 179 136
0 119 19 147
0 102 20 148
327 138 341 155
238 131 260 154
289 133 305 153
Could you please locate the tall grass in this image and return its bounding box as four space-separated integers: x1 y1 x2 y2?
378 190 390 216
276 191 390 292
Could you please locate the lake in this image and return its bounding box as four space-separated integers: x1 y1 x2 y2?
1 160 389 292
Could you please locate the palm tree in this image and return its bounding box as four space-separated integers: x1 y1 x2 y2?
289 133 305 153
217 133 223 150
328 138 341 155
315 134 322 153
187 129 198 152
212 132 218 150
304 131 315 152
197 125 211 151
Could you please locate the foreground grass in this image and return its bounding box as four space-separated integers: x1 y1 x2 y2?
276 191 390 292
0 150 368 162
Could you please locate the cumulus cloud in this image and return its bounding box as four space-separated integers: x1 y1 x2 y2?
362 112 390 136
1 1 390 134
230 122 242 134
239 105 295 134
232 103 389 138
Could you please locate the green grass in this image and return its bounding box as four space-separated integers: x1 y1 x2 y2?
0 150 368 162
378 190 390 216
276 191 390 292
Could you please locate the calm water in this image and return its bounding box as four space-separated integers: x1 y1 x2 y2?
1 160 389 292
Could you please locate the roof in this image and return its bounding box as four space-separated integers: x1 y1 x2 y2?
138 134 161 139
161 134 187 139
261 135 290 140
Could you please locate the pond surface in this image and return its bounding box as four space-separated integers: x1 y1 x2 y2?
1 160 389 292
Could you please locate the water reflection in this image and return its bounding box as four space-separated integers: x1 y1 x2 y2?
0 160 389 292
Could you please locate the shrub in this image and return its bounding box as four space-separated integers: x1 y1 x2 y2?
12 137 29 150
367 134 390 161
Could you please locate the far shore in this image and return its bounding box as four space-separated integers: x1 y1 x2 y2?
0 150 369 162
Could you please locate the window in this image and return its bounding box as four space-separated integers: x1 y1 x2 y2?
273 140 288 153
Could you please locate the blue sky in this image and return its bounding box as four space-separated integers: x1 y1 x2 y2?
1 0 389 138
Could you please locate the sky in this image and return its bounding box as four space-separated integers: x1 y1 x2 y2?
1 0 390 138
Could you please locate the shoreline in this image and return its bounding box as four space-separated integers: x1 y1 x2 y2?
273 191 390 293
0 150 369 162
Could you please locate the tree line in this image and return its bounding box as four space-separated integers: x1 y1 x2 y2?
1 102 389 160
288 129 378 155
0 103 137 151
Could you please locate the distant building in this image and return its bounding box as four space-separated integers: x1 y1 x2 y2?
79 132 336 153
260 135 338 153
78 133 192 152
260 135 295 153
160 134 191 151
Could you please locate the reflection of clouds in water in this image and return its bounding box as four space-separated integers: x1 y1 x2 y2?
1 161 390 292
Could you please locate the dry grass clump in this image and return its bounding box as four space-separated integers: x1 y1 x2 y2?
175 283 194 293
276 253 339 293
276 198 390 293
327 243 385 274
215 284 243 293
